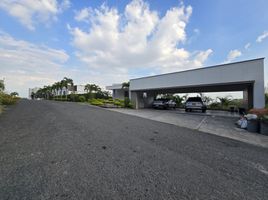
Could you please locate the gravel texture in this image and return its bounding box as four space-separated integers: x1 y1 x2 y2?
0 99 267 200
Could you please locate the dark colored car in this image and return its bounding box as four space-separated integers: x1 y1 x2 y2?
185 97 207 113
152 99 176 109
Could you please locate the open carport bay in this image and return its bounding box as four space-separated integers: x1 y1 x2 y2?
107 108 268 148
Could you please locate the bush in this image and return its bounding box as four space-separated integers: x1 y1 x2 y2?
124 97 133 108
88 98 104 106
114 99 124 107
209 102 221 109
0 93 18 105
79 96 86 102
67 94 80 102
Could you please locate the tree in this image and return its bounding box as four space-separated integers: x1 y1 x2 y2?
10 92 19 97
122 82 130 89
61 77 74 96
84 84 93 93
53 82 61 96
202 96 213 105
0 80 5 92
84 84 101 93
217 96 232 108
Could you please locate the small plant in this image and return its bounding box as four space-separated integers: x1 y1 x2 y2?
79 96 86 102
88 98 104 106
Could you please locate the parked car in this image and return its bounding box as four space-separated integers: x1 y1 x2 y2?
152 99 176 109
185 97 207 113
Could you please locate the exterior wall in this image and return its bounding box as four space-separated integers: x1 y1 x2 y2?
113 89 126 100
28 87 40 99
130 58 265 109
75 85 86 94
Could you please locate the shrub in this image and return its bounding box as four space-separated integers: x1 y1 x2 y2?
114 99 124 107
79 96 86 102
88 98 104 106
67 94 80 102
124 97 133 108
248 108 268 118
0 93 18 105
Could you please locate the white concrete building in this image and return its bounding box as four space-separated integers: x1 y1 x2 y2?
106 83 128 99
28 87 40 99
107 58 265 109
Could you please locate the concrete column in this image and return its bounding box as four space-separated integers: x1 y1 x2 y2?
243 89 248 109
143 92 155 108
243 85 254 110
253 82 265 109
130 91 148 109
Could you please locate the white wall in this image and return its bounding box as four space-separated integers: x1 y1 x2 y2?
130 58 265 108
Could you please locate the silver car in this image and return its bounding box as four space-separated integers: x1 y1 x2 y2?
152 99 176 109
185 97 207 113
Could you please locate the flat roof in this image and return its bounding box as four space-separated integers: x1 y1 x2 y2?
130 57 264 81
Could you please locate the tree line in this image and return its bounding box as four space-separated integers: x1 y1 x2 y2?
33 77 110 100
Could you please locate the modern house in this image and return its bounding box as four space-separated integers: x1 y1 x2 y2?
106 83 129 99
106 58 265 109
29 85 87 99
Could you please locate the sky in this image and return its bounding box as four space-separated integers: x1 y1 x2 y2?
0 0 268 98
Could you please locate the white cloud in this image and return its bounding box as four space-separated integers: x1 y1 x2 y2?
0 0 70 30
244 43 251 50
69 0 212 75
226 49 242 62
75 7 92 22
0 32 69 97
256 31 268 43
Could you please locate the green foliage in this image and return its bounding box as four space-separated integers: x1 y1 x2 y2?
79 96 86 102
0 80 5 91
88 97 132 108
121 82 130 89
10 92 19 97
0 93 18 105
209 102 221 109
124 97 132 108
88 98 104 106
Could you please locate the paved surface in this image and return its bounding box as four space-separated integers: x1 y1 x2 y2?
0 100 268 200
108 108 268 148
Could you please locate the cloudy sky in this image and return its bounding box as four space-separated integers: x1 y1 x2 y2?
0 0 268 97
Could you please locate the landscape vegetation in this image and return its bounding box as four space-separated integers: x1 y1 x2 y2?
0 80 19 113
28 77 268 111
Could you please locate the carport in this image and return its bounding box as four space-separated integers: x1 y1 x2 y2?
129 58 265 109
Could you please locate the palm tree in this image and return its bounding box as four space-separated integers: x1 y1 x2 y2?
122 82 130 89
54 82 61 96
202 96 213 105
84 84 93 93
217 96 232 108
61 77 74 96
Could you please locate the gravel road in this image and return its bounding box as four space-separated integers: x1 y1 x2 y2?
0 100 267 200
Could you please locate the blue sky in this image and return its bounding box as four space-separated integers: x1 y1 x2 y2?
0 0 267 97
